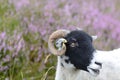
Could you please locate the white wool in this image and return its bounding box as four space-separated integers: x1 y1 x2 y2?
85 48 120 80
55 56 82 80
55 48 120 80
55 56 100 80
95 48 120 68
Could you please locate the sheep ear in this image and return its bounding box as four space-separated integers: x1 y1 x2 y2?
76 27 83 30
92 36 98 40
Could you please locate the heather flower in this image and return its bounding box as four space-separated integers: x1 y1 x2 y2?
0 66 9 72
13 0 30 11
28 23 38 33
0 32 6 40
64 4 71 16
2 55 11 62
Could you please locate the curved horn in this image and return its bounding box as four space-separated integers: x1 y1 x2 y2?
48 29 70 56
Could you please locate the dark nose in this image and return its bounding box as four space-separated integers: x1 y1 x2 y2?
95 62 102 68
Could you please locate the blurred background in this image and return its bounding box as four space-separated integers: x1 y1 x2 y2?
0 0 120 80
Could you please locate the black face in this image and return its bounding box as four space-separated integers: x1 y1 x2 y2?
64 30 95 71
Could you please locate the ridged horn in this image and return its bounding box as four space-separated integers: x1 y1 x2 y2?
48 29 70 56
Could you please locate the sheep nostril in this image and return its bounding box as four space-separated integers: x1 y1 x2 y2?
95 62 102 68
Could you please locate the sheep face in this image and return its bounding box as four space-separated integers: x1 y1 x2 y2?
60 30 102 76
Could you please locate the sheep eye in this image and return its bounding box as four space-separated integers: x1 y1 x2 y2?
70 42 78 47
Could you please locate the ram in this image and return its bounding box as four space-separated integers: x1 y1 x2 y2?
48 29 102 80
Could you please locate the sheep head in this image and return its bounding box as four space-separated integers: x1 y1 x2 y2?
48 29 102 76
48 29 70 56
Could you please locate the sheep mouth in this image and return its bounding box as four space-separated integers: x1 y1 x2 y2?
87 67 100 76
